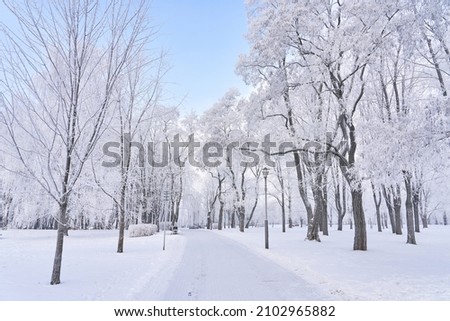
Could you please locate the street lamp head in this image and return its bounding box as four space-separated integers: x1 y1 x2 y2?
262 167 269 178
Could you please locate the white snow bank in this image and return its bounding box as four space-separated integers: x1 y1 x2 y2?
128 224 157 237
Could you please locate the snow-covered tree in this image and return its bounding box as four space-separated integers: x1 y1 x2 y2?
0 0 154 284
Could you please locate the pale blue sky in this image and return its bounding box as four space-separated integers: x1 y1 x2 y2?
152 0 249 113
0 1 250 114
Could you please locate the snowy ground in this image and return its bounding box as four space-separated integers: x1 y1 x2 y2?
0 229 185 300
0 225 449 300
214 225 450 300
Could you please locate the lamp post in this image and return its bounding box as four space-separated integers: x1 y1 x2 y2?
163 190 170 251
262 167 269 249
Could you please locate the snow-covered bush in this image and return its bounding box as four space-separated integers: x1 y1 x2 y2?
128 224 157 237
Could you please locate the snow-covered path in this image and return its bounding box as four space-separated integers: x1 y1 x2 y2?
158 229 328 301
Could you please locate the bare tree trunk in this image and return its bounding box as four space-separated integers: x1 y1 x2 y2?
412 182 421 233
117 182 126 253
2 192 13 229
238 205 245 232
207 172 225 230
300 162 321 241
404 172 417 245
294 153 315 239
375 203 382 232
231 210 236 228
382 185 396 233
334 168 347 231
308 148 327 238
50 199 68 285
308 170 323 241
420 188 429 228
287 177 293 228
228 166 246 232
351 187 367 250
172 173 183 226
245 168 260 229
342 117 367 250
321 171 329 236
340 179 347 231
393 184 402 235
239 167 248 233
424 35 448 96
218 200 225 230
308 186 322 241
207 211 212 230
275 162 287 233
207 188 218 230
245 196 259 229
117 132 131 253
371 183 382 232
217 176 224 230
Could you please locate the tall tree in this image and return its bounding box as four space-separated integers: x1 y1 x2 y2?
238 0 401 250
0 0 151 284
